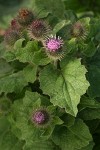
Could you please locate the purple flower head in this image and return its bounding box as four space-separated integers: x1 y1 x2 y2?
45 36 63 52
33 111 45 124
43 35 65 60
32 110 49 125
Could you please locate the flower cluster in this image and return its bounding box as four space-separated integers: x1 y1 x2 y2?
4 8 89 60
4 8 65 60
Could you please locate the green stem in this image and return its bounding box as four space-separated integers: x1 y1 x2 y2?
53 60 58 69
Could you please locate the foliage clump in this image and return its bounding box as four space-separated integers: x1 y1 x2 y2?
0 1 100 150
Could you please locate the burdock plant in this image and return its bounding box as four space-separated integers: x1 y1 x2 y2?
0 5 99 150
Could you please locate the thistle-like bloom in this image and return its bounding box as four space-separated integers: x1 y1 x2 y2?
31 109 50 127
28 20 51 41
17 8 34 27
71 21 88 40
43 35 64 60
4 28 21 46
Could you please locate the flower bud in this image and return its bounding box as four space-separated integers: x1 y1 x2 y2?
31 109 50 127
4 28 21 46
71 21 88 40
17 8 34 27
28 20 51 41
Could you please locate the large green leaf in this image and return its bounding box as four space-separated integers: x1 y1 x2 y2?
0 96 11 116
52 119 92 150
78 96 100 120
77 142 94 150
40 58 89 116
79 108 100 120
23 140 54 150
15 41 37 64
32 48 51 66
87 65 100 98
23 64 37 83
34 0 65 19
0 58 27 94
0 58 13 78
3 51 16 62
78 96 100 111
0 71 27 94
89 18 100 39
14 40 50 65
53 20 71 34
79 41 96 57
0 43 6 58
0 116 24 150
